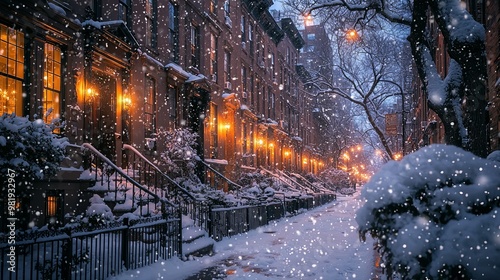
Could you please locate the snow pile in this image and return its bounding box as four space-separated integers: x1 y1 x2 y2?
356 144 500 279
86 194 114 221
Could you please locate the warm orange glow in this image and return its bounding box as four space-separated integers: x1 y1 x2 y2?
87 88 98 99
346 29 359 41
268 143 274 148
304 14 314 26
394 153 403 161
224 123 231 130
284 151 290 157
123 96 132 108
343 153 350 160
257 138 264 146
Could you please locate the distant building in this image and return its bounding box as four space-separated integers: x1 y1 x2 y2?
299 24 333 81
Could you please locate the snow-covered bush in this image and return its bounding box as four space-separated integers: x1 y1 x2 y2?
338 188 355 196
0 114 68 189
356 144 500 279
319 168 351 190
486 150 500 162
156 128 201 186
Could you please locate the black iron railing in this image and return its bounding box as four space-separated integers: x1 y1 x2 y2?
0 217 180 280
199 159 244 194
122 144 210 232
81 143 175 218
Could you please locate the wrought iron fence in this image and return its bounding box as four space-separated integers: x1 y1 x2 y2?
209 193 336 241
0 217 180 280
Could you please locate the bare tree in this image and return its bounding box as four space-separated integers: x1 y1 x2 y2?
284 0 489 157
305 27 409 160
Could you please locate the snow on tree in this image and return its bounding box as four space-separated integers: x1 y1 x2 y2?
319 167 350 190
0 114 68 189
156 127 199 181
284 0 489 157
356 144 500 279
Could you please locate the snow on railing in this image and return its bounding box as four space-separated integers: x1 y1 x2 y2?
123 144 210 232
197 158 244 192
81 143 175 213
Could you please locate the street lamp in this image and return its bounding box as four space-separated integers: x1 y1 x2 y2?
346 29 360 41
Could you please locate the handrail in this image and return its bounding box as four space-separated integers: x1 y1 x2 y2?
197 158 244 190
81 143 175 207
260 167 301 193
290 172 334 193
122 144 197 201
277 170 316 194
122 144 210 233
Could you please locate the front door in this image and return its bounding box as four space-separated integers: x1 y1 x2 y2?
91 71 117 161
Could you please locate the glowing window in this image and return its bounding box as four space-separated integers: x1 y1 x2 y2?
0 24 24 116
43 43 62 127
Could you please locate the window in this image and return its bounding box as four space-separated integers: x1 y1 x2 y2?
241 65 247 93
208 102 218 158
168 1 179 62
46 190 63 226
241 15 246 45
167 85 180 127
209 0 217 14
118 0 131 25
190 22 200 68
0 24 24 116
270 53 275 79
268 87 275 119
145 0 157 48
224 50 231 84
248 23 253 54
144 76 156 142
210 32 217 81
43 43 62 128
307 33 315 40
242 121 248 164
306 45 315 52
88 0 102 20
224 0 230 17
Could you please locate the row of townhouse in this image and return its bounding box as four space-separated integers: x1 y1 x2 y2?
408 0 500 153
0 0 328 229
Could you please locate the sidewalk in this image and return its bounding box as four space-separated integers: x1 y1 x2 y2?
181 194 376 279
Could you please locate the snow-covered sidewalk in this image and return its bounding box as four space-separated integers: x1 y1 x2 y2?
113 193 376 280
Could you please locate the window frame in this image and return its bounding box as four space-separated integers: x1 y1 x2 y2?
144 75 156 146
145 0 158 49
0 24 24 116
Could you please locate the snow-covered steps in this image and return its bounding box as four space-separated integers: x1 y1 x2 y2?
182 215 215 259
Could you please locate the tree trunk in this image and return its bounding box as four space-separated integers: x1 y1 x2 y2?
409 0 489 157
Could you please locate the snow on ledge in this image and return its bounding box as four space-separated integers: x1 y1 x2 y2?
204 158 228 165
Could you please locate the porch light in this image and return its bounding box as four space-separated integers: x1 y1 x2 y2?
284 151 290 157
123 96 132 108
86 88 98 99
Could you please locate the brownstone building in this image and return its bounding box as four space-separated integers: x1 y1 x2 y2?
0 0 327 228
